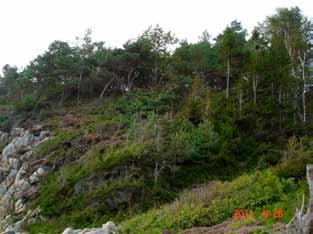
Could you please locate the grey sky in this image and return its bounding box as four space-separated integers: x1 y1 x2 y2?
0 0 312 70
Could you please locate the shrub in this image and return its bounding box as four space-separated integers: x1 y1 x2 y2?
36 130 81 158
180 77 212 124
84 142 146 173
275 137 313 179
119 170 298 234
115 90 177 115
14 95 38 112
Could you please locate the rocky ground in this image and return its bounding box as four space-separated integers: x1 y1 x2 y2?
0 126 286 234
0 124 119 234
61 222 116 234
0 110 289 234
0 126 51 233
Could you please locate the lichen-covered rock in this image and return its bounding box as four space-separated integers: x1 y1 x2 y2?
2 208 40 234
61 221 117 234
10 128 24 138
0 131 9 148
14 198 26 214
8 158 20 170
2 130 35 161
0 127 51 233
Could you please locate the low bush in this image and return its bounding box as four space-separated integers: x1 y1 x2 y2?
119 170 300 234
275 137 313 179
14 95 38 112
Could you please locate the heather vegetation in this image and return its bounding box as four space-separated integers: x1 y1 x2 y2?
0 6 312 234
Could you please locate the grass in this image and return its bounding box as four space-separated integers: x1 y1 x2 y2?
24 92 310 234
28 168 303 233
29 140 152 233
36 130 81 157
29 176 144 233
119 169 305 234
83 142 146 172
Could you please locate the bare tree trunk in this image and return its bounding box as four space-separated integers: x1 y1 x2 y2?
253 51 258 105
239 89 243 118
58 88 65 107
77 71 83 105
226 56 230 99
126 68 135 92
155 120 161 151
302 164 313 233
300 53 307 124
154 59 158 84
286 164 313 233
278 87 282 131
284 31 296 77
252 75 257 105
154 161 164 188
303 73 307 124
98 77 116 100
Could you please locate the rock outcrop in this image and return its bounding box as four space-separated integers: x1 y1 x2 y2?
61 221 117 234
0 126 118 234
0 127 51 233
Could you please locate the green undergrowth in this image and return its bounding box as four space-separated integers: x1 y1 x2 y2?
84 142 146 172
29 139 172 233
119 170 306 234
25 90 313 234
36 130 82 157
29 175 145 233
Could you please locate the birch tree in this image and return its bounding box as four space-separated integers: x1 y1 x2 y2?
216 20 246 99
267 7 313 123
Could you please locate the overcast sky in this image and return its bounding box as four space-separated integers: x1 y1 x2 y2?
0 0 312 70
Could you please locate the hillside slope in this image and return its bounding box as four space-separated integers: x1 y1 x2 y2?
0 91 310 234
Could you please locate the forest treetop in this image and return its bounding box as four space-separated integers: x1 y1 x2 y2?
0 6 312 126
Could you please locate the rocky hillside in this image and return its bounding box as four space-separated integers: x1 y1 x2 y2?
0 126 51 233
0 91 310 234
0 5 312 233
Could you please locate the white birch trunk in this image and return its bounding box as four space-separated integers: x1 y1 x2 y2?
252 75 257 105
300 53 307 123
226 56 230 99
286 165 313 233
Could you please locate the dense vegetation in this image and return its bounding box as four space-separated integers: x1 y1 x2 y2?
0 6 313 234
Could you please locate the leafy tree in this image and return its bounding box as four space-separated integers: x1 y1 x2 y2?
267 7 313 123
27 41 79 104
172 39 218 78
74 29 108 103
1 64 20 99
139 25 178 83
216 20 247 99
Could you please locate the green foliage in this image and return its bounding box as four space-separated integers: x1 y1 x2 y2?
84 143 146 172
14 95 38 112
28 221 64 234
120 170 299 234
275 136 313 179
4 7 313 234
166 119 219 162
115 90 176 115
0 115 10 131
36 130 81 158
172 40 218 76
180 76 214 122
31 138 160 232
0 115 5 124
30 176 143 233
